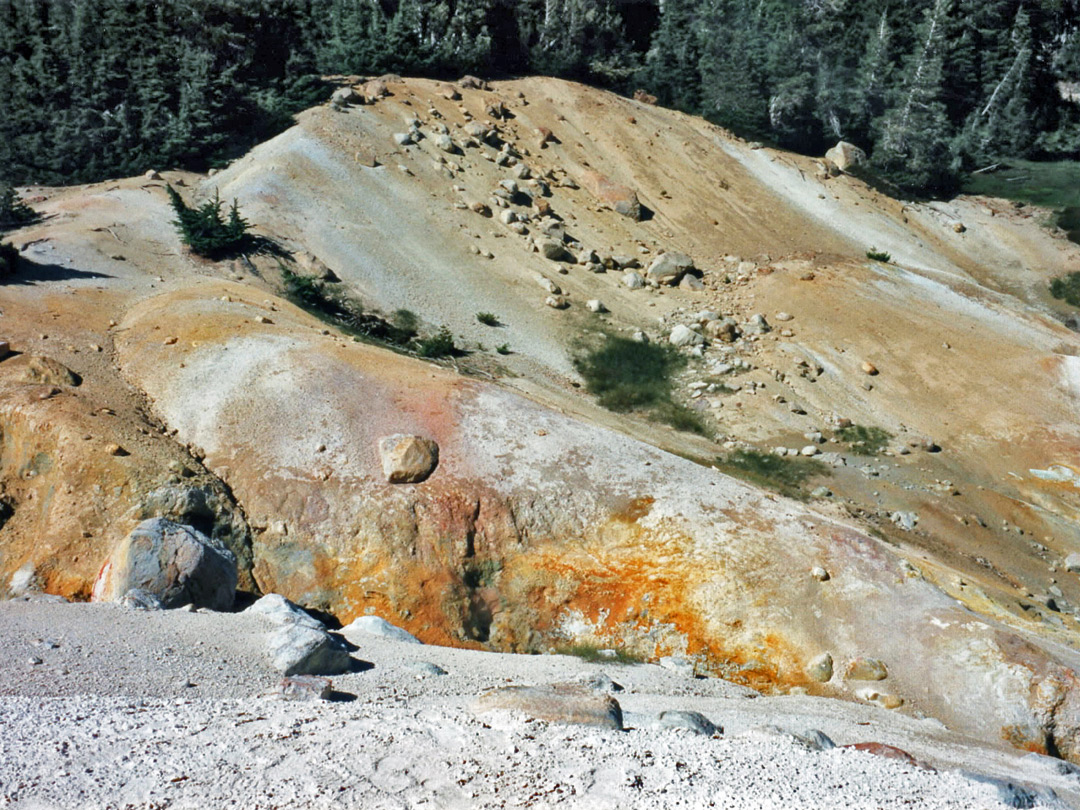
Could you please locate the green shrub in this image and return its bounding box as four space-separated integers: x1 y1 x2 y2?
280 265 416 347
573 334 705 434
714 449 828 500
866 248 892 263
416 327 457 358
167 184 250 257
391 309 419 340
476 311 499 326
0 184 34 229
0 241 18 278
836 424 892 455
495 343 511 355
1050 272 1080 307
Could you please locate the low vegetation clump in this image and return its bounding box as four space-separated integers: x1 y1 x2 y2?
714 449 829 500
866 248 892 263
167 185 251 257
476 312 499 326
415 327 458 359
837 424 892 455
554 644 643 665
0 241 18 278
280 265 418 347
1050 272 1080 308
0 184 35 230
495 343 511 355
573 334 705 434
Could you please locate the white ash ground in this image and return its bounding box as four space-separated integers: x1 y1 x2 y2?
0 600 1075 809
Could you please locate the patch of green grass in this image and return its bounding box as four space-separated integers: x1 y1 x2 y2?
1050 272 1080 307
476 312 499 326
554 644 644 665
962 160 1080 211
572 334 705 434
866 248 892 263
713 449 829 500
391 309 418 339
495 343 511 355
836 424 892 455
416 327 457 358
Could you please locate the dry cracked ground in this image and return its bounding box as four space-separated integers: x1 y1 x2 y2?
4 74 1080 801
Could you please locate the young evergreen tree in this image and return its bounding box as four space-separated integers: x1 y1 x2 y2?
872 0 959 194
697 0 769 135
167 185 251 257
642 0 704 111
0 181 34 229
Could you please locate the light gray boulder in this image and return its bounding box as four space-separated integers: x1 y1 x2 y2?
825 141 867 172
330 86 361 107
244 593 325 630
669 325 705 347
646 252 695 285
658 655 696 677
655 710 720 736
268 623 351 676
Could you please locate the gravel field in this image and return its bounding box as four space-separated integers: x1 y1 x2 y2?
1 599 1077 809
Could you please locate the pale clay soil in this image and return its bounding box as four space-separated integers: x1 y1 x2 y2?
0 599 1076 810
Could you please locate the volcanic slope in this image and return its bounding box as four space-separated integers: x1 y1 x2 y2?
2 76 1080 764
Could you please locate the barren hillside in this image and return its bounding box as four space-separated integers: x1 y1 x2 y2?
4 75 1080 768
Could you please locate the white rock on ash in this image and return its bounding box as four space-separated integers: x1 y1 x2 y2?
343 615 422 644
669 325 704 347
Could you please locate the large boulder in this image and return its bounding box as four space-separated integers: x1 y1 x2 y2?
646 252 695 286
825 141 867 173
579 170 642 221
92 518 237 610
378 434 439 484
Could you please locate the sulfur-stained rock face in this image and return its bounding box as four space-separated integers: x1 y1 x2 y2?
378 435 439 484
108 281 1080 762
0 359 254 601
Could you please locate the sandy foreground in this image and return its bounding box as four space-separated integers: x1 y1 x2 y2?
0 598 1076 810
